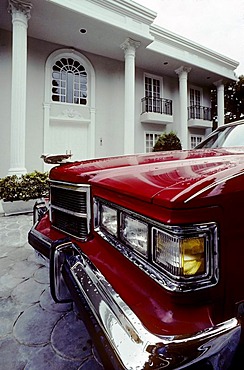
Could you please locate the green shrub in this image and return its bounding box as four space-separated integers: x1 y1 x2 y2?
0 171 49 202
153 131 182 152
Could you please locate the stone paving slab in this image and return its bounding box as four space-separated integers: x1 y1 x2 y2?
0 214 104 370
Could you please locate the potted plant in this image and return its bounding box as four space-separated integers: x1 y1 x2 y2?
153 131 182 151
0 171 49 216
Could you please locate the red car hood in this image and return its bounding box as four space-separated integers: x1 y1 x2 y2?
50 148 244 208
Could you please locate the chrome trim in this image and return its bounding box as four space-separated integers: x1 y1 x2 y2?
49 181 91 240
49 180 90 189
28 226 52 260
51 204 87 218
67 245 241 370
152 223 218 287
31 227 52 247
96 228 173 290
94 197 219 292
50 239 73 303
29 222 241 369
33 199 48 224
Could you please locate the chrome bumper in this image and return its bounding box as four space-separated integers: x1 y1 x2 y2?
60 242 241 370
29 222 241 370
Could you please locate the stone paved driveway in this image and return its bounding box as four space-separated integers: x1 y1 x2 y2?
0 214 104 370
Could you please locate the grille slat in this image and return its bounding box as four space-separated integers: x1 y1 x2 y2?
51 187 87 213
50 182 90 240
52 210 88 239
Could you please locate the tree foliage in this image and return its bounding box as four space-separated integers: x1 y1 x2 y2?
211 75 244 124
153 131 182 152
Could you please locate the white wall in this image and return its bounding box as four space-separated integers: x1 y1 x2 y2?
0 30 12 177
0 32 128 176
88 54 125 158
26 37 61 173
0 30 212 178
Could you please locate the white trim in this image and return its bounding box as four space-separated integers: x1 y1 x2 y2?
43 49 96 162
45 48 95 105
143 72 163 96
190 134 204 149
189 85 203 105
150 24 239 71
48 0 157 26
144 131 162 153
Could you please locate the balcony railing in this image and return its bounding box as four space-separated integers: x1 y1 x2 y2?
141 97 173 115
188 105 212 121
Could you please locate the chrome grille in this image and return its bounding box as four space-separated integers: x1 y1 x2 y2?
51 187 87 213
50 181 91 240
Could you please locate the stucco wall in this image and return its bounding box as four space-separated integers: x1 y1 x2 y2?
26 37 61 173
0 31 128 176
0 29 212 178
88 53 125 158
0 30 12 178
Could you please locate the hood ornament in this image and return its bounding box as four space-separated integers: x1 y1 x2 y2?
41 151 73 164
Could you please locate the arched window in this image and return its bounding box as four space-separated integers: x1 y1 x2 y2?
51 57 87 105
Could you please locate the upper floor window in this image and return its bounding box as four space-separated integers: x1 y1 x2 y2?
189 88 201 119
52 57 87 105
145 75 161 113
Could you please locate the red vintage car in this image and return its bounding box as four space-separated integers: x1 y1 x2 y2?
28 120 244 370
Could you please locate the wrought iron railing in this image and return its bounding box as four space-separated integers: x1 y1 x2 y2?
188 105 212 121
141 97 173 115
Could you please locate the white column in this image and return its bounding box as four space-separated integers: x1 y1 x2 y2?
175 66 191 149
120 38 140 154
214 80 225 126
8 0 32 176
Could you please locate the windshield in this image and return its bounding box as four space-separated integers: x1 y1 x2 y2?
195 124 244 149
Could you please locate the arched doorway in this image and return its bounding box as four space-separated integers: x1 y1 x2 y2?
43 49 95 167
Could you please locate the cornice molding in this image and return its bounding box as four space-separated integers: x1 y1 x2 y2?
49 0 156 26
150 24 239 70
88 0 157 25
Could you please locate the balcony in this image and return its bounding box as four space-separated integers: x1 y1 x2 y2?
140 97 173 124
188 105 213 129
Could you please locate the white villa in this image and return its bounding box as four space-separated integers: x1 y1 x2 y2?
0 0 239 178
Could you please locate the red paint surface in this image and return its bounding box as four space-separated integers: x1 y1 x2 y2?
38 148 244 335
50 149 244 210
36 215 214 336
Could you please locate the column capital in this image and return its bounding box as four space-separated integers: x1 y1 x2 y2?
213 79 224 88
120 38 140 55
8 0 32 19
175 66 191 77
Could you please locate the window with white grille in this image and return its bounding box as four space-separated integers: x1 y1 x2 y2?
190 135 204 149
145 75 161 113
52 58 87 104
145 132 161 152
190 88 201 119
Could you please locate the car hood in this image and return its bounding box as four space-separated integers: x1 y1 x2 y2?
50 148 244 208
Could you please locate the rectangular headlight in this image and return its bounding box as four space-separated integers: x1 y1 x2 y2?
100 204 118 236
120 213 148 257
153 228 205 277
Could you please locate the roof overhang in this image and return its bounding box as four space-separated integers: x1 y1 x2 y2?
0 0 239 86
